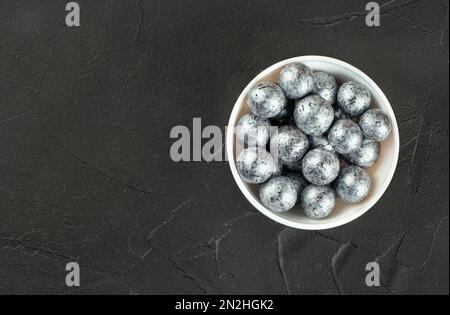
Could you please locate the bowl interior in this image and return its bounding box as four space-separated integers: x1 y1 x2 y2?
227 56 399 230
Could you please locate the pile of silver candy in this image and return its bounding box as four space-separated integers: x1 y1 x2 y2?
236 63 392 219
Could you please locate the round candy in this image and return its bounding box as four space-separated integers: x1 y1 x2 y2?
309 135 335 153
285 172 307 200
344 139 380 168
247 82 287 119
294 95 334 136
359 109 392 142
337 81 371 116
260 176 297 212
328 119 363 155
335 166 371 203
236 113 271 147
270 125 309 165
301 185 335 219
312 71 338 104
278 63 314 99
302 148 340 186
237 147 280 184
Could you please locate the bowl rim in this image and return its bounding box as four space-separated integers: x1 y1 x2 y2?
226 55 400 230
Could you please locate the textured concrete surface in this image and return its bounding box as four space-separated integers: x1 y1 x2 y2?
0 0 448 295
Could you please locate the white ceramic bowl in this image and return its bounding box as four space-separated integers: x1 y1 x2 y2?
227 56 399 230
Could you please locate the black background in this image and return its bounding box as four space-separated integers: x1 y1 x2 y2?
0 0 448 295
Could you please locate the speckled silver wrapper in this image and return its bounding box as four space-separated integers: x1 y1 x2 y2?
278 63 314 99
236 113 271 147
328 119 363 154
309 135 335 153
236 147 280 184
312 71 338 104
359 109 392 142
301 185 335 219
294 95 334 136
270 125 309 165
286 172 307 201
247 82 287 119
337 81 371 116
302 148 340 186
344 139 380 168
335 166 371 204
260 176 297 212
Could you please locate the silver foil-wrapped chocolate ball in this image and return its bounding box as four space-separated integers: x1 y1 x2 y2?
301 185 336 219
294 95 334 136
286 172 307 200
302 148 340 185
278 63 314 99
236 113 271 147
312 71 338 104
270 125 309 165
337 81 371 116
237 147 280 184
247 82 287 119
309 135 335 153
335 166 371 203
260 176 297 212
344 139 380 168
359 109 392 142
328 119 363 154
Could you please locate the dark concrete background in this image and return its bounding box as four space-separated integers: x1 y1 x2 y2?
0 0 448 295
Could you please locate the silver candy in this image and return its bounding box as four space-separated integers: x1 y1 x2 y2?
260 176 297 212
270 125 309 165
301 185 335 219
335 166 371 204
359 109 392 142
337 81 371 116
312 71 338 104
309 135 335 153
247 82 287 119
286 172 307 200
302 148 340 186
344 139 380 168
237 147 280 184
236 113 271 147
278 63 314 99
294 95 334 136
328 119 363 155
